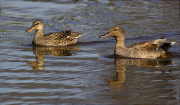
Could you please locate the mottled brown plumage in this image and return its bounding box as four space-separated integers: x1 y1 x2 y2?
26 20 84 46
100 26 175 59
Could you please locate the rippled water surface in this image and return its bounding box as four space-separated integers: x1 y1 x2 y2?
1 0 180 104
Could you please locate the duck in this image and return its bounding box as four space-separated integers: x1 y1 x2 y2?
26 20 84 46
100 26 175 59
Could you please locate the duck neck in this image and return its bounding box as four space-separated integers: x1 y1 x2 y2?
115 37 126 48
35 29 44 38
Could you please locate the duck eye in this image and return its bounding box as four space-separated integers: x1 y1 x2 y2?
35 23 39 26
114 29 117 31
33 23 39 27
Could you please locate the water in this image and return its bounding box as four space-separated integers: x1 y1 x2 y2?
1 0 180 104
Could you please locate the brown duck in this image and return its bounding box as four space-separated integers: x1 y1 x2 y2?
26 20 84 46
100 26 175 59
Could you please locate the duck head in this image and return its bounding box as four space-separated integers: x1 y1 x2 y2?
26 20 44 32
100 26 125 39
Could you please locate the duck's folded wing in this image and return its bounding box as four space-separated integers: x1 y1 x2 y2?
128 39 166 50
44 29 83 40
43 30 71 40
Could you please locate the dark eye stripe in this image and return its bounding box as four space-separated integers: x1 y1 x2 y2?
33 23 39 27
110 29 119 32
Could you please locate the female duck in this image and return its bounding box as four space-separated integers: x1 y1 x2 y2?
26 20 84 46
100 26 175 59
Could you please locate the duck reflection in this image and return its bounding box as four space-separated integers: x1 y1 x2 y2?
27 45 80 70
105 56 173 91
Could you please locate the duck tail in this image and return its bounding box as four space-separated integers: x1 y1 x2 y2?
159 36 165 39
72 32 84 38
161 42 175 52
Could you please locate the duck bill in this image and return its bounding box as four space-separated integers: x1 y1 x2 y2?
99 33 112 38
26 27 35 32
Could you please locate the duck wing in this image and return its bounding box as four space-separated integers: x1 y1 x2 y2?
128 39 166 50
44 29 83 40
